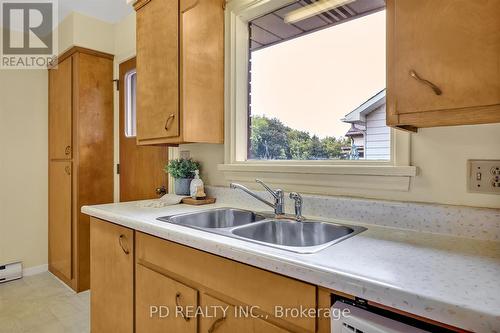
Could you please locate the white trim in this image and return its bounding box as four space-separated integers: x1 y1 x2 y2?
23 264 48 277
218 164 417 176
222 0 416 193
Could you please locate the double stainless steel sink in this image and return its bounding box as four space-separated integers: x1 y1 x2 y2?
157 208 366 253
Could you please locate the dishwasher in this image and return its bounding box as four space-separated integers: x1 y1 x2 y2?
331 296 457 333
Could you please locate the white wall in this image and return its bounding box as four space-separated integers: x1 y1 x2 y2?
0 12 120 270
365 105 390 160
181 122 500 209
0 66 48 270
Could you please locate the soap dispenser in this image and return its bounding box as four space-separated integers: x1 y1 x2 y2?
189 170 205 199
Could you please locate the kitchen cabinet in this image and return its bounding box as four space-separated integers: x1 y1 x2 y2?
136 264 198 333
48 161 72 280
48 46 114 291
387 0 500 131
89 217 468 333
90 218 134 333
199 293 291 333
134 0 224 145
48 57 72 159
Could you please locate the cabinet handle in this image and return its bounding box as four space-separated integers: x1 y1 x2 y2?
175 292 190 322
65 166 71 175
118 234 130 254
164 114 175 131
409 70 442 96
65 146 71 155
208 316 226 333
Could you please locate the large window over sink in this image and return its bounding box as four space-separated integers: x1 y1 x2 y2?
247 0 389 161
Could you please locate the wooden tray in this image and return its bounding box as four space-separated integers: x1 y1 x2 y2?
181 197 216 205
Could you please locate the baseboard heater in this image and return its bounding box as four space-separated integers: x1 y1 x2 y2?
0 261 23 283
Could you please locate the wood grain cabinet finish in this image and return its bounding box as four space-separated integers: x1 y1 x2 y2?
136 232 317 333
48 161 72 281
387 0 500 130
136 264 198 333
48 47 114 292
49 57 72 160
90 218 134 333
134 0 224 145
199 294 291 333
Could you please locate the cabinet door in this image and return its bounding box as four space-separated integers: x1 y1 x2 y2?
199 294 291 333
180 0 224 143
90 218 134 333
48 161 72 281
49 57 72 159
136 264 197 333
135 0 180 144
390 0 500 116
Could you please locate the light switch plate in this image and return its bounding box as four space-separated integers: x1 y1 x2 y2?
468 160 500 194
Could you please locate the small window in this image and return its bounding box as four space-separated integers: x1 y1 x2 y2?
124 69 137 137
247 0 389 161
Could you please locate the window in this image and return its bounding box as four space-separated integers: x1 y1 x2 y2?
220 0 416 194
247 0 389 161
124 69 137 137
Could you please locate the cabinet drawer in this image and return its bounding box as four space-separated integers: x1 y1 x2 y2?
136 232 317 333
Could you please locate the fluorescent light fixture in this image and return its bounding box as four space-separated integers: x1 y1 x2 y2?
284 0 355 24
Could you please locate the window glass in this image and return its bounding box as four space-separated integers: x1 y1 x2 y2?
248 0 389 160
124 69 137 138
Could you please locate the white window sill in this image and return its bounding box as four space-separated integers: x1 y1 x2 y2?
218 163 418 193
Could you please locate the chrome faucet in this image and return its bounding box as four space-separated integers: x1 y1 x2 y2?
230 179 285 216
289 192 305 222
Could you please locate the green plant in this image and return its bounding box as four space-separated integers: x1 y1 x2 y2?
165 158 200 179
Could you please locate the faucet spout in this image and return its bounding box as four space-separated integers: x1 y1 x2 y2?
229 183 275 208
230 180 285 216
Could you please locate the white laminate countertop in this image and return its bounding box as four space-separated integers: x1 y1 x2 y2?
82 201 500 332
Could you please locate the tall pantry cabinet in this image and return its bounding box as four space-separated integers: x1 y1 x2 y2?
48 47 114 292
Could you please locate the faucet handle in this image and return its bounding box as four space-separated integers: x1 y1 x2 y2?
255 179 281 198
289 192 304 221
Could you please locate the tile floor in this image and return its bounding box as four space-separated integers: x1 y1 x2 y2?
0 272 89 333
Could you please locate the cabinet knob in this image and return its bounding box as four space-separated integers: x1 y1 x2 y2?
156 186 167 196
175 292 190 322
118 234 130 254
164 114 175 131
409 70 442 96
65 166 71 175
208 316 227 333
65 146 71 155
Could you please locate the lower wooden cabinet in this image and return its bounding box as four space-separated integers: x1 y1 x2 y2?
90 218 134 333
48 161 72 281
88 218 468 333
136 264 198 333
199 293 291 333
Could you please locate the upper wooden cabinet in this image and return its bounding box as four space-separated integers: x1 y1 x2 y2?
49 57 72 159
387 0 500 131
134 0 224 145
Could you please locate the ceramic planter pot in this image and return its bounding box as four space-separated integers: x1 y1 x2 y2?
174 178 192 196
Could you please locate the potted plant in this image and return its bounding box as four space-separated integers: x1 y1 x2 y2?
165 158 201 195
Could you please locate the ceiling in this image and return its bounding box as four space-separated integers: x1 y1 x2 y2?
58 0 133 24
250 0 385 51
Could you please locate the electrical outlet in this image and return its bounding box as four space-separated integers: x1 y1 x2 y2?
468 160 500 194
180 150 190 159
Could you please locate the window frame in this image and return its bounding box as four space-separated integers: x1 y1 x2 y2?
124 68 137 138
219 0 416 193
